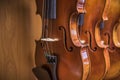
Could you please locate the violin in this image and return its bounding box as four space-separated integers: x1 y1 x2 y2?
95 0 120 79
32 0 119 80
113 19 120 48
32 0 90 80
69 0 91 79
94 0 111 76
79 0 110 79
110 19 120 79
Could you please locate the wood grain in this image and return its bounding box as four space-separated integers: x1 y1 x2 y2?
0 0 42 80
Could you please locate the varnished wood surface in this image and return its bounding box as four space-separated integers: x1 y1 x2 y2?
0 0 120 80
117 24 120 43
0 0 41 80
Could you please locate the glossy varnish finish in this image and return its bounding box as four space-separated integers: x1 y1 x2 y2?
79 0 108 80
34 0 84 80
94 0 120 79
34 0 120 80
94 0 111 77
69 0 90 80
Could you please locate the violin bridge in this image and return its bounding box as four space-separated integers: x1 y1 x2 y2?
41 38 59 42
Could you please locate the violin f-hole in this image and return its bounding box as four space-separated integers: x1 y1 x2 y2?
59 26 73 52
85 31 97 52
104 32 115 50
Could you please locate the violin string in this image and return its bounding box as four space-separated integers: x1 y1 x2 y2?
42 0 46 38
45 0 49 55
50 13 54 54
43 0 50 55
46 0 51 55
49 0 54 54
42 0 47 54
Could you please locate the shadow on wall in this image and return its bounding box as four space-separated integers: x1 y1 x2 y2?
0 0 41 80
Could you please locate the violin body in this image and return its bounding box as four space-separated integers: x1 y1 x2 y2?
102 0 120 79
33 0 120 80
33 0 86 80
79 0 108 79
94 0 120 79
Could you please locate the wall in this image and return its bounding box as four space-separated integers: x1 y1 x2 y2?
0 0 42 80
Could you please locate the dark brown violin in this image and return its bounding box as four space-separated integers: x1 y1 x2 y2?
32 0 90 80
79 0 109 79
95 0 120 79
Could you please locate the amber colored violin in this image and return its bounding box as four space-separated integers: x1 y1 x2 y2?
69 0 91 80
95 0 120 79
113 19 120 48
32 0 90 80
94 0 111 76
78 0 110 80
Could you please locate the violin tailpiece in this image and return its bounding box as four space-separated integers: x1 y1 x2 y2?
46 55 58 80
32 66 51 80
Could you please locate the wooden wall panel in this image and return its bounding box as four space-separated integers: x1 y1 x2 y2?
0 0 42 80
